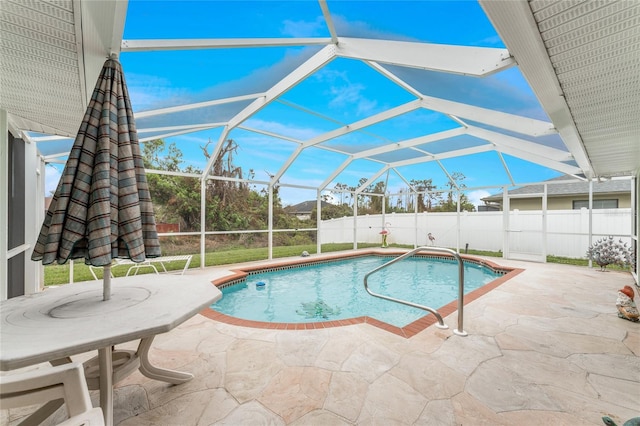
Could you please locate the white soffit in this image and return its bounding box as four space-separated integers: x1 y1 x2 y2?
0 0 84 137
534 0 640 177
481 0 640 178
0 0 126 138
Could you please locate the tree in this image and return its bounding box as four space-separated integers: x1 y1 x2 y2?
332 183 348 205
392 189 406 212
142 139 201 229
409 179 438 212
142 139 182 171
433 172 476 212
310 203 353 222
140 137 316 248
356 178 369 210
367 181 389 213
203 139 248 209
346 184 356 208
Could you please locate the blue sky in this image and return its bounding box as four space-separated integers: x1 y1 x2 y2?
45 1 564 207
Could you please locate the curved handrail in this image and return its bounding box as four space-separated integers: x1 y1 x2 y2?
363 247 467 336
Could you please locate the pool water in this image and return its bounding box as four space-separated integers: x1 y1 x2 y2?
212 255 502 328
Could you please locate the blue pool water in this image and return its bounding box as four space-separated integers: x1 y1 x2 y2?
212 255 502 328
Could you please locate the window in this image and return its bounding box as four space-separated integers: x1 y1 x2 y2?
573 199 618 209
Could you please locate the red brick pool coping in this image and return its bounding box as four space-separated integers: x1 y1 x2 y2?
200 250 524 338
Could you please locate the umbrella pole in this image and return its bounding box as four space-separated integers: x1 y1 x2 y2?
103 265 111 301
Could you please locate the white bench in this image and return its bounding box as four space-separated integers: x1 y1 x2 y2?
89 255 193 280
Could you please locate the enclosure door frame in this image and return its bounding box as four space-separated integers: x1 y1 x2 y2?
502 186 548 263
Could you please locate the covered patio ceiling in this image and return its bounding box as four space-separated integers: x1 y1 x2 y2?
1 0 639 197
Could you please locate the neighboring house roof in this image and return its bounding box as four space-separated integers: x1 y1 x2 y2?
482 176 631 202
285 200 331 214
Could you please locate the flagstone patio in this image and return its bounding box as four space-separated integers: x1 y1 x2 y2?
3 256 639 425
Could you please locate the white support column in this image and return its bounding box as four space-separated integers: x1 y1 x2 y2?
542 183 548 263
1 109 8 300
633 176 638 284
26 154 46 294
268 185 273 259
200 177 206 268
502 187 509 259
414 195 418 249
316 190 322 255
588 180 593 268
381 193 386 244
456 191 461 253
353 193 358 250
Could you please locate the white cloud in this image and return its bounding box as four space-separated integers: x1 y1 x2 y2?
328 82 364 107
314 68 378 117
125 73 189 111
281 17 326 37
467 189 491 208
356 97 378 116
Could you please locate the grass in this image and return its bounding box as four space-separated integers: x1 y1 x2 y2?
547 255 588 266
44 243 381 286
546 254 633 271
44 243 630 286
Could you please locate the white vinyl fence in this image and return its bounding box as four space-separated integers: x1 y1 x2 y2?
320 208 633 259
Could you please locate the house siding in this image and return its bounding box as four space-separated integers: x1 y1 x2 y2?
509 194 631 211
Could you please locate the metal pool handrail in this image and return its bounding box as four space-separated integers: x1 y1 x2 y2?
363 246 467 336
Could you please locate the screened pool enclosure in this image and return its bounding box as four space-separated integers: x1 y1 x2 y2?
1 0 639 298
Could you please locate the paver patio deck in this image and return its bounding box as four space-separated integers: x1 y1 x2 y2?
3 256 639 425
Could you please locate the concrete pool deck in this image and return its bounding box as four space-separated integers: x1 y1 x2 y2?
3 255 639 425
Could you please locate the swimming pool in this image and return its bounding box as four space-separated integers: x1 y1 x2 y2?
207 252 518 334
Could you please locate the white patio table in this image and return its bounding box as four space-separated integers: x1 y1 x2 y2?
0 274 221 426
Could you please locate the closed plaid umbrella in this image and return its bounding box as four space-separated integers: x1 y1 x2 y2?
32 56 161 300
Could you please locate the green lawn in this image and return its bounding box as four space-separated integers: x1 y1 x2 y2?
44 243 380 286
44 243 624 286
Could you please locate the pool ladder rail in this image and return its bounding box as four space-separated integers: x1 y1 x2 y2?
363 246 468 337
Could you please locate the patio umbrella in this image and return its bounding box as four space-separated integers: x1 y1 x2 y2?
31 55 161 300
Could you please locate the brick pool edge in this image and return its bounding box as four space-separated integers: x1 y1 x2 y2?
200 250 524 338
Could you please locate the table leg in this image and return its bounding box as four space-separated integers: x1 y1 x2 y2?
98 347 114 426
136 336 194 384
